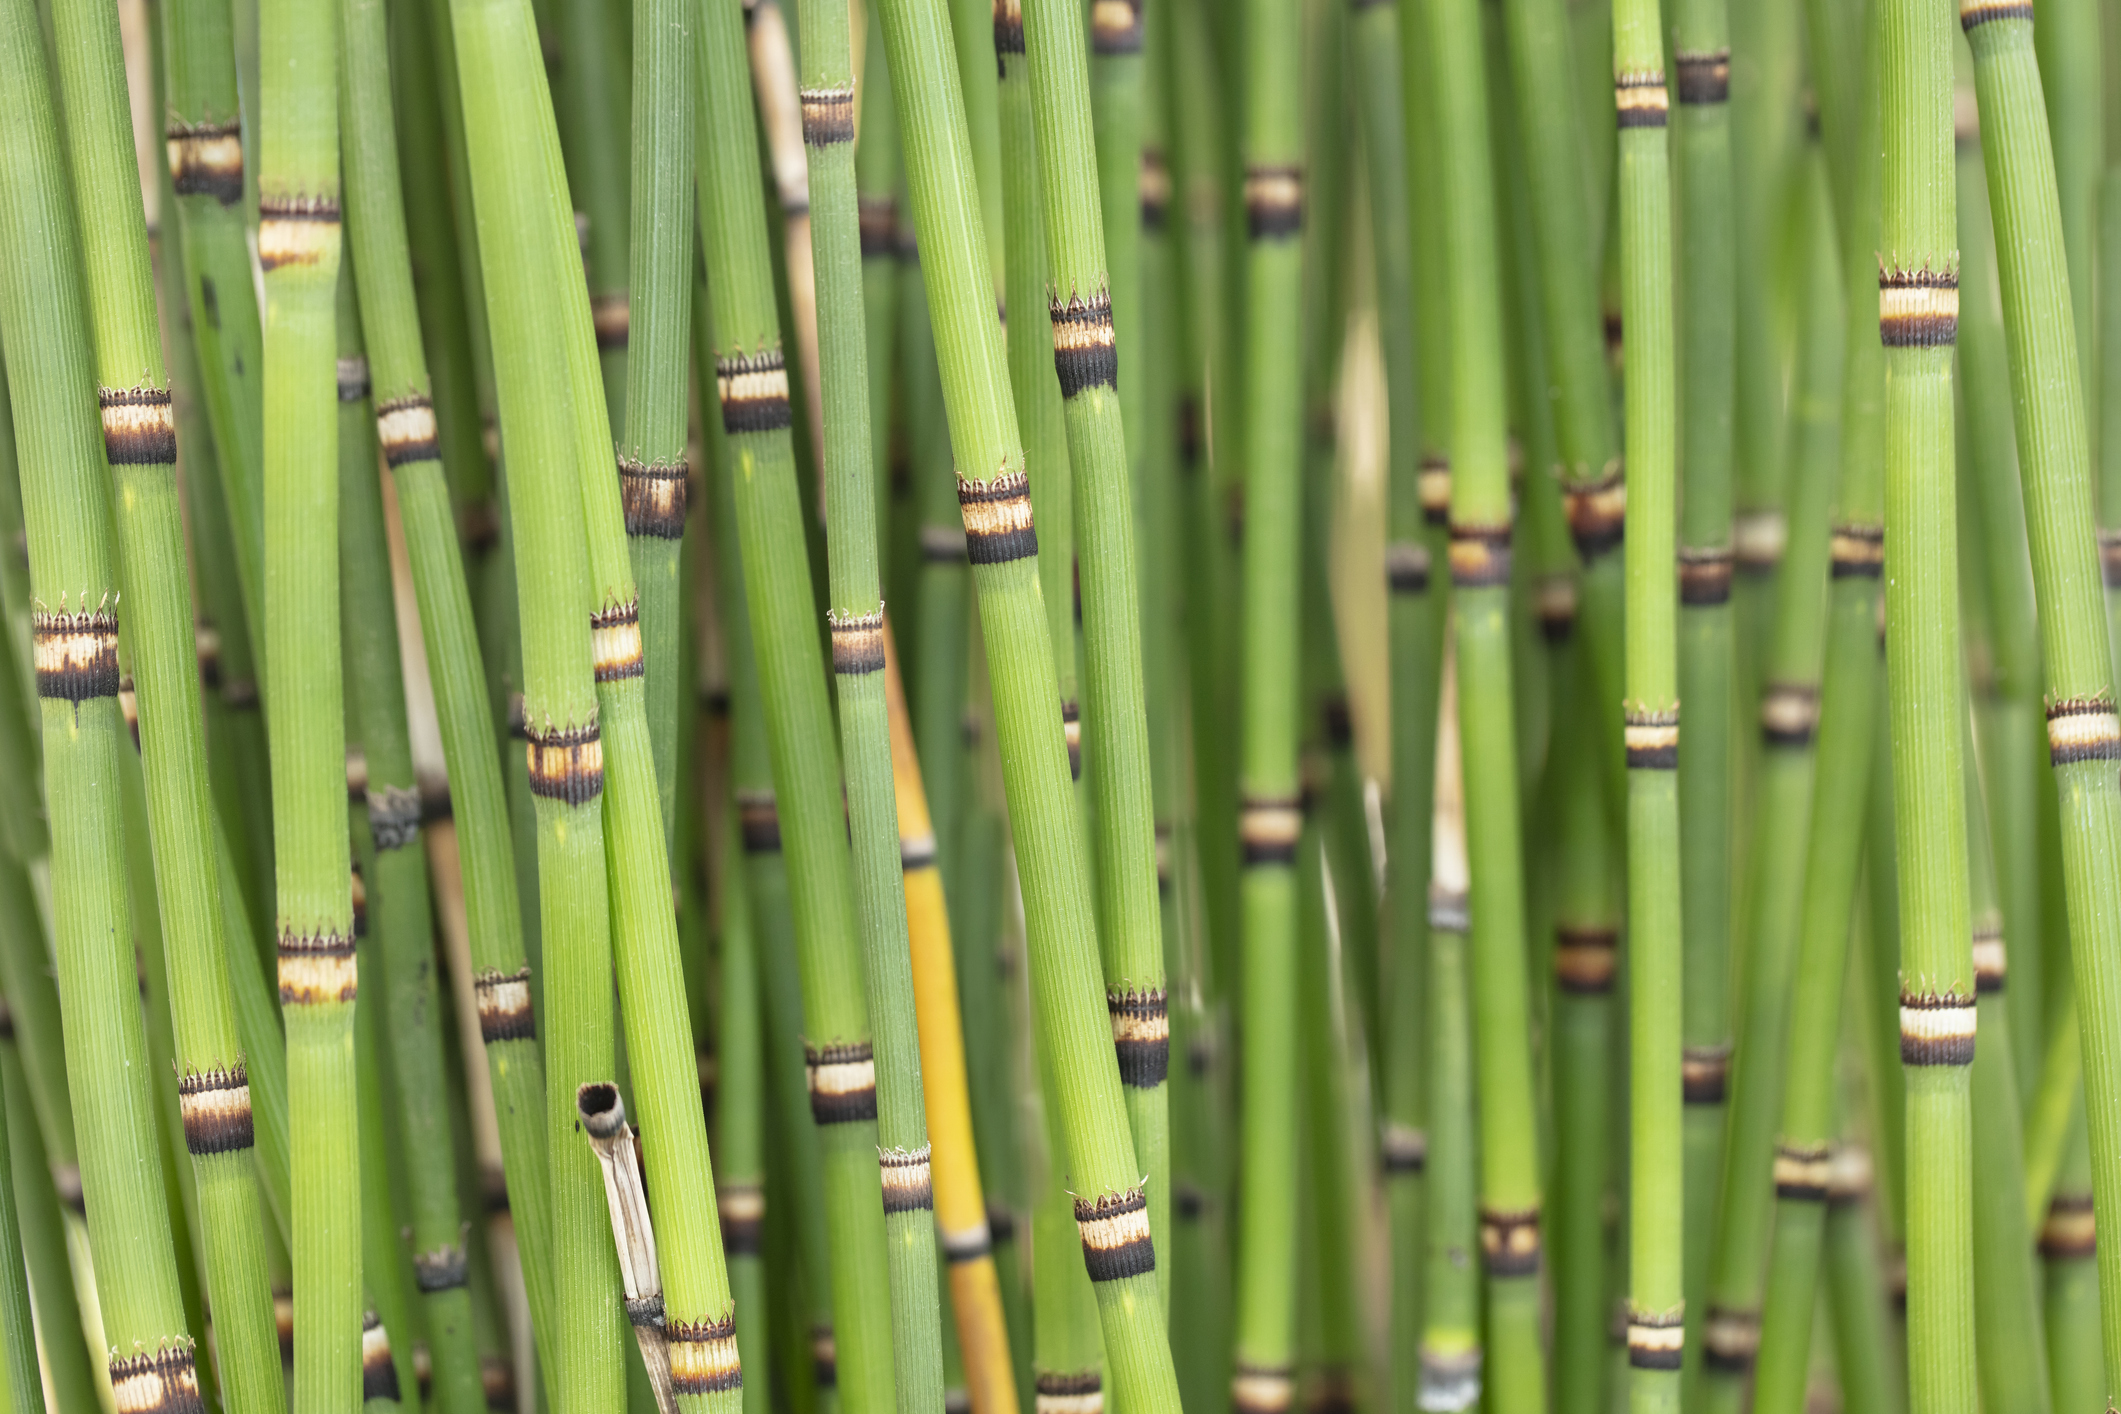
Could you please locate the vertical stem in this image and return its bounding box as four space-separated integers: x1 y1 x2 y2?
1880 0 1978 1401
0 0 199 1395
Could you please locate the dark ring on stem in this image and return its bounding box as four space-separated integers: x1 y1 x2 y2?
1232 1365 1293 1414
257 194 340 270
524 721 604 804
1037 1371 1103 1414
363 1313 401 1402
2047 697 2121 765
805 1042 878 1124
859 196 899 255
33 609 120 702
166 120 243 204
1051 292 1119 397
1733 510 1785 570
1110 989 1170 1086
1243 164 1304 241
376 395 442 466
1075 1186 1155 1281
1899 988 1977 1065
1140 148 1171 229
110 1344 206 1414
1615 71 1670 127
1626 1308 1684 1369
810 1327 837 1389
1062 698 1083 780
99 386 178 467
1701 1306 1759 1372
1760 682 1821 746
336 356 371 404
1682 1044 1730 1103
413 1244 470 1292
1828 521 1886 577
737 789 781 853
1385 541 1431 595
1625 707 1680 770
1478 1206 1542 1276
591 601 645 683
591 292 630 349
369 783 422 851
1565 468 1627 559
1771 1142 1833 1200
1674 48 1730 103
1239 794 1303 866
716 349 794 434
475 967 536 1042
959 471 1038 564
880 1146 934 1212
1090 0 1142 50
1419 455 1452 525
278 929 358 1006
830 608 886 674
801 87 856 146
178 1065 254 1156
1973 921 2007 993
1380 1122 1426 1175
2039 1193 2097 1259
2099 529 2121 588
1960 0 2034 27
1448 524 1512 588
669 1313 744 1394
1554 926 1618 993
900 831 938 870
1878 265 1959 347
1678 547 1733 604
719 1184 764 1255
942 1223 992 1263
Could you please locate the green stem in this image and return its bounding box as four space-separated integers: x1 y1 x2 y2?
0 0 198 1389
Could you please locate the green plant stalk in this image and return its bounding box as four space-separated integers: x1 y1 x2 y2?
1548 640 1619 1414
2034 0 2101 493
1728 0 1805 686
801 0 951 1405
385 0 498 561
554 0 631 430
0 1029 100 1414
52 0 287 1404
257 0 363 1392
0 1063 43 1414
351 817 421 1413
694 1 901 1410
447 0 635 1396
617 0 692 849
1419 842 1480 1414
339 0 554 1349
1499 0 1625 787
711 794 774 1414
1228 0 1306 1395
1960 715 2052 1414
1861 661 1910 1256
2041 1121 2103 1414
856 13 901 569
337 274 489 1414
1700 144 1847 1409
1089 0 1142 494
702 282 841 1414
1612 0 1683 1397
1955 120 2047 1103
0 0 199 1390
1031 1007 1105 1414
162 0 268 657
1964 0 2121 1392
1671 0 1736 1369
1297 823 1362 1412
1427 0 1546 1392
870 0 1185 1406
1881 0 1978 1398
1823 1143 1906 1414
993 0 1077 756
1741 333 1887 1414
1019 0 1170 1305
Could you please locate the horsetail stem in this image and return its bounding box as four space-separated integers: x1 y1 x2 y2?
50 0 284 1403
802 0 953 1402
1963 0 2121 1384
552 0 630 430
870 0 1183 1404
1426 0 1547 1391
1018 0 1170 1304
880 625 1019 1414
339 0 554 1354
446 0 635 1393
161 0 269 660
1881 0 1979 1399
0 0 200 1395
